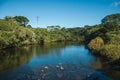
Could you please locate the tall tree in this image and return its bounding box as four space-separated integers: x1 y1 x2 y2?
101 13 120 31
27 25 32 28
101 13 120 26
47 25 61 31
14 16 29 27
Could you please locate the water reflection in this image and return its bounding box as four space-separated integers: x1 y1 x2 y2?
34 42 67 57
28 42 96 67
0 42 119 80
0 46 34 71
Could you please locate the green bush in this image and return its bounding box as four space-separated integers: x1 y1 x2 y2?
100 44 120 61
0 21 36 49
0 20 14 31
105 31 120 45
0 32 14 48
88 37 104 52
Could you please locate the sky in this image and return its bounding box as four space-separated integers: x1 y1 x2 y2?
0 0 120 28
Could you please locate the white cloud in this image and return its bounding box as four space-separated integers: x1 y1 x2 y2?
113 1 120 7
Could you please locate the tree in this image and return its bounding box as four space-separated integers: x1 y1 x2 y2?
14 16 29 27
47 25 61 31
27 25 32 28
4 16 13 21
101 14 120 31
4 16 18 27
101 13 120 26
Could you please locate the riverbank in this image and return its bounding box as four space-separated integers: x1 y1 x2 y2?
0 18 85 50
0 13 120 65
86 31 120 64
85 14 120 64
0 42 119 80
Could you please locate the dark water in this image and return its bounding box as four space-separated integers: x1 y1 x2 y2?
0 42 119 80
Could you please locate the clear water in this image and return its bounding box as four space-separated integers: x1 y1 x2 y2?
0 42 119 80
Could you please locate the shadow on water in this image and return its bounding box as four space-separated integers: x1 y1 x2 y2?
0 42 68 71
0 46 34 72
0 42 119 80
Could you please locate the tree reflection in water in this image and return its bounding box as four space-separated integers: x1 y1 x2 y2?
0 42 119 80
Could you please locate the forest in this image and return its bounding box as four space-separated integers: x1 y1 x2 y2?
0 13 120 64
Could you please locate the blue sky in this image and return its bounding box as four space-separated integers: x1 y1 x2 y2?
0 0 120 28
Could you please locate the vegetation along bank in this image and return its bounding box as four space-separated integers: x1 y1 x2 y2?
0 13 120 64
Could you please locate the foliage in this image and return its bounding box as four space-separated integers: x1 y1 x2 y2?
0 16 85 50
0 18 35 49
27 25 32 28
86 13 120 62
0 20 14 31
67 27 85 41
105 31 120 45
47 25 61 31
0 14 120 63
100 44 120 61
33 28 48 43
33 26 73 43
83 24 101 44
101 13 120 26
14 16 29 27
88 37 104 52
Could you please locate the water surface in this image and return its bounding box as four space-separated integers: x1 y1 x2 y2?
0 43 119 80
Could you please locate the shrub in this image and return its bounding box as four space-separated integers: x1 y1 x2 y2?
88 37 104 52
100 44 120 61
0 20 14 31
105 32 120 45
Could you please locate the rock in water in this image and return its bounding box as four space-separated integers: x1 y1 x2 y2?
57 73 62 78
60 66 64 70
41 69 44 72
56 65 60 68
44 66 48 69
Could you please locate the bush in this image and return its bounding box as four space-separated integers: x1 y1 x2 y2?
100 44 120 61
105 31 120 45
0 20 14 31
0 22 36 49
88 37 104 52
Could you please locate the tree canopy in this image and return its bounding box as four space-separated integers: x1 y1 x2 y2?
101 13 120 26
14 16 29 27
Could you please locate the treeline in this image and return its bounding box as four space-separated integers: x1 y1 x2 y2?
0 13 120 63
86 13 120 63
0 16 84 49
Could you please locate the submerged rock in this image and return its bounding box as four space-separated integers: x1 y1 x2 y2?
56 65 60 68
44 66 48 69
41 69 44 72
57 73 63 78
87 74 90 77
60 66 64 70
